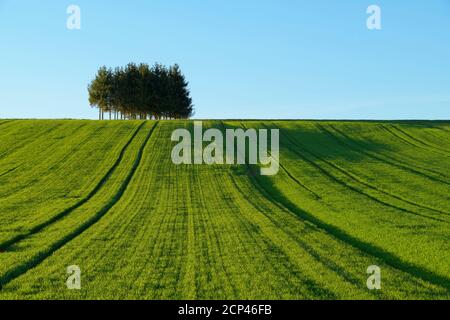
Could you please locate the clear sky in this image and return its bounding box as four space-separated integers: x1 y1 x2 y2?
0 0 449 119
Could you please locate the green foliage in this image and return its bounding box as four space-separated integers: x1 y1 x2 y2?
0 120 448 300
88 63 194 120
87 67 114 115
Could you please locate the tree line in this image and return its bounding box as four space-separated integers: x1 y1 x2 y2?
88 63 194 120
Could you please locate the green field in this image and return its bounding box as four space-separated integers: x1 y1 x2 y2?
0 119 449 299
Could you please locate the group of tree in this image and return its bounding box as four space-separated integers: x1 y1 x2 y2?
88 63 194 120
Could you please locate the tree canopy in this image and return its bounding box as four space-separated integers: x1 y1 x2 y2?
88 63 194 120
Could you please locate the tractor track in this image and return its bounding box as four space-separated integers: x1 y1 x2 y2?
0 122 147 251
266 123 447 222
232 122 450 291
0 121 158 289
325 124 450 186
380 125 450 159
245 159 450 291
313 124 450 216
239 122 321 200
223 122 340 298
391 125 450 156
226 122 449 292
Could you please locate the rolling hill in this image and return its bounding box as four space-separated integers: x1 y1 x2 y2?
0 119 449 299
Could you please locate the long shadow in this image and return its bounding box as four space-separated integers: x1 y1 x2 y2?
222 121 450 291
282 129 447 221
227 166 385 299
238 122 321 199
325 124 450 185
225 120 393 164
228 121 448 220
390 124 450 156
378 124 450 160
249 165 450 292
277 122 391 163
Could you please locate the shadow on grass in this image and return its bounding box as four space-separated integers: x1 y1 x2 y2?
250 165 450 293
222 120 392 164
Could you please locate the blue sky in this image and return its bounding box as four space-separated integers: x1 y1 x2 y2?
0 0 449 119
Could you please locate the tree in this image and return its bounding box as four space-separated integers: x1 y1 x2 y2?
88 66 114 120
168 64 194 119
88 63 194 120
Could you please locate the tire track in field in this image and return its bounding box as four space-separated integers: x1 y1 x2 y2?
260 122 449 222
80 125 166 298
229 178 341 298
130 123 196 299
98 124 167 297
432 126 450 133
313 124 450 216
278 162 322 199
194 169 241 298
180 122 238 298
260 122 447 222
195 122 298 298
391 125 450 156
0 166 21 179
140 124 191 299
225 161 376 298
237 143 450 291
232 172 392 299
239 122 450 291
0 121 158 289
236 122 378 297
325 124 450 185
278 127 447 222
240 122 321 200
420 126 450 143
380 125 450 158
247 164 450 292
0 121 147 251
222 122 339 298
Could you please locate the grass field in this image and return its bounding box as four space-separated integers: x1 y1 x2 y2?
0 119 449 300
